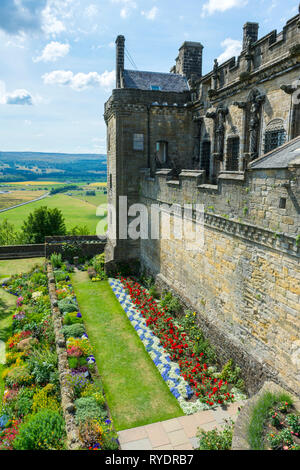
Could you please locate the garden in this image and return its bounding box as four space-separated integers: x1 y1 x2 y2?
0 259 118 450
1 252 297 451
247 391 300 450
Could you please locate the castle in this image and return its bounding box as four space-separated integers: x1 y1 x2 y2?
104 11 300 395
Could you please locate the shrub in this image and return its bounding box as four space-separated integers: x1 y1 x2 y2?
160 292 182 316
28 349 58 385
58 297 78 314
286 414 300 434
75 397 106 425
54 270 69 282
63 311 84 325
5 366 33 388
220 359 244 391
197 420 234 450
32 384 60 414
149 285 160 299
15 388 35 418
61 324 86 339
91 253 107 280
13 410 66 450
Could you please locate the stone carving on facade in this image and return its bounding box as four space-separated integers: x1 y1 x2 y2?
192 114 203 165
206 104 228 162
212 59 219 90
188 73 199 102
233 89 265 161
244 36 253 72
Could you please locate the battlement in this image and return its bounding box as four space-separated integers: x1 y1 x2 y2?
139 163 300 238
199 13 300 98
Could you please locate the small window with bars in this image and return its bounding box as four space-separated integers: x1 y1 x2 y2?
133 133 144 151
264 129 286 154
226 137 240 171
201 141 211 178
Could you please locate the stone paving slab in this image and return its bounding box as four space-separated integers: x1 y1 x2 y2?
118 401 244 450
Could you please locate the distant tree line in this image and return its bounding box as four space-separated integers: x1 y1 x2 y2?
50 184 79 195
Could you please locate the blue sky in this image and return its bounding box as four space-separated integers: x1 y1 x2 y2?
0 0 298 154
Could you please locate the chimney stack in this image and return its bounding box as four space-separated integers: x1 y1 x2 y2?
175 42 203 80
243 22 259 49
116 35 125 89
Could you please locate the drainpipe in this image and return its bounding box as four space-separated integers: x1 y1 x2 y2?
147 105 151 169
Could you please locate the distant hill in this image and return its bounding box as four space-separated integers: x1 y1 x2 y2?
0 151 107 182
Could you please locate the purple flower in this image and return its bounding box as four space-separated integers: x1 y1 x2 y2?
76 312 82 318
105 419 111 425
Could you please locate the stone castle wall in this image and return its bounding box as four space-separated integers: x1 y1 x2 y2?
140 178 300 394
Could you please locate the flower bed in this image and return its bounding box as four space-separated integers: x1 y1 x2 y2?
0 266 66 450
110 278 245 414
52 264 119 450
248 390 300 450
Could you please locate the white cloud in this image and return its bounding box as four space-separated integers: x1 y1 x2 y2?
85 4 98 18
42 70 115 91
0 82 34 105
111 0 137 19
42 4 66 35
34 41 70 62
217 38 242 63
141 6 158 20
202 0 248 17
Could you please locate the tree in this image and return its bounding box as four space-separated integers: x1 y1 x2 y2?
0 219 24 246
21 206 66 244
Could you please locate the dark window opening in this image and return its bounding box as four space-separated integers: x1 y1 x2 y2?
226 137 240 171
264 129 286 154
155 141 168 164
109 174 112 190
279 197 286 209
201 141 211 179
133 133 144 151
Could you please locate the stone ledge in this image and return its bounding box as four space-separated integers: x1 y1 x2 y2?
232 381 300 450
218 171 245 181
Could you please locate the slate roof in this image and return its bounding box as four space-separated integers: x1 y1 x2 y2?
123 69 189 92
249 136 300 169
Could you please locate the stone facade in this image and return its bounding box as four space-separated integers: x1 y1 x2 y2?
104 11 300 395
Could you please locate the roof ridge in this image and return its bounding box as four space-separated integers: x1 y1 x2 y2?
124 69 187 79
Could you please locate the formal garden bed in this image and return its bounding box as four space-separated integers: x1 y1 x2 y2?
112 275 246 414
0 259 119 450
0 265 67 450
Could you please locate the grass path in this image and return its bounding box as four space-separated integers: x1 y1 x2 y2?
0 258 44 279
71 272 183 431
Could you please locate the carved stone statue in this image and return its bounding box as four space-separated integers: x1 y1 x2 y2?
249 91 265 160
212 59 219 90
206 105 228 160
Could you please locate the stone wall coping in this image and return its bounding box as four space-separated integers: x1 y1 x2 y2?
179 169 205 178
218 171 245 181
167 179 180 186
232 381 300 450
197 183 219 191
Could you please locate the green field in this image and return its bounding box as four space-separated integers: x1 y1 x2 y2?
0 193 107 235
68 190 107 207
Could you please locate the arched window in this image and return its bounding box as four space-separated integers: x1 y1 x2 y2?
264 119 286 154
226 137 240 171
200 141 211 178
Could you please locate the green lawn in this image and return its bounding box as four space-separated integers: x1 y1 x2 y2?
1 193 106 235
0 258 45 279
71 272 183 431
